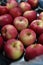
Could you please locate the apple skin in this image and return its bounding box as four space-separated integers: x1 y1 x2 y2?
0 6 8 15
24 44 37 61
19 2 31 12
27 0 39 8
4 39 24 60
0 14 13 27
19 29 36 46
23 10 37 23
6 0 18 9
30 20 43 35
38 12 43 21
1 25 18 40
38 34 43 44
9 7 22 18
24 44 43 61
13 16 28 31
35 44 43 56
0 35 3 49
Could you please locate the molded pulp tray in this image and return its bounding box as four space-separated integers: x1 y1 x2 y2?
0 0 43 65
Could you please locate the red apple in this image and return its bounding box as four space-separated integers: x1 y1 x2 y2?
0 35 3 49
19 2 31 12
6 0 18 9
0 6 8 15
4 39 24 60
38 12 43 21
23 10 37 23
19 29 36 46
27 0 39 8
1 25 18 40
30 20 43 35
0 14 13 27
9 7 22 18
38 34 43 44
13 16 28 31
24 44 37 61
25 44 43 61
35 44 43 56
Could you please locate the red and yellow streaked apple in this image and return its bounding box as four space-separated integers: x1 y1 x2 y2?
24 44 43 61
19 2 31 12
23 10 37 23
30 20 43 35
4 39 24 60
19 29 36 46
13 16 29 31
1 25 18 40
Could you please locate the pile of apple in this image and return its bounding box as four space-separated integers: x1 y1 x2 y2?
0 0 43 61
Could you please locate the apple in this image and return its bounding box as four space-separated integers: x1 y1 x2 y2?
27 0 39 8
0 35 3 49
23 10 37 23
19 2 31 12
24 44 37 61
13 16 28 31
4 39 24 60
24 44 43 61
30 20 43 35
38 33 43 44
0 14 13 27
1 25 18 40
9 7 22 18
35 44 43 56
0 6 8 15
19 29 36 46
6 0 18 9
38 12 43 21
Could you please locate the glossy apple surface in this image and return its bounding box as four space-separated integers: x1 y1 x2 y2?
1 25 18 40
19 2 31 12
13 16 28 31
0 14 13 27
19 29 36 46
30 20 43 35
23 10 37 23
4 39 24 60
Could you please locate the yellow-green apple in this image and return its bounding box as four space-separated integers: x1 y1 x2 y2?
30 20 43 35
0 14 13 27
13 16 28 31
19 29 36 46
23 10 37 23
24 44 43 61
19 2 31 12
0 35 3 49
1 25 18 40
9 7 22 18
38 34 43 44
6 0 18 9
0 6 8 15
4 39 24 60
27 0 39 8
38 12 43 21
